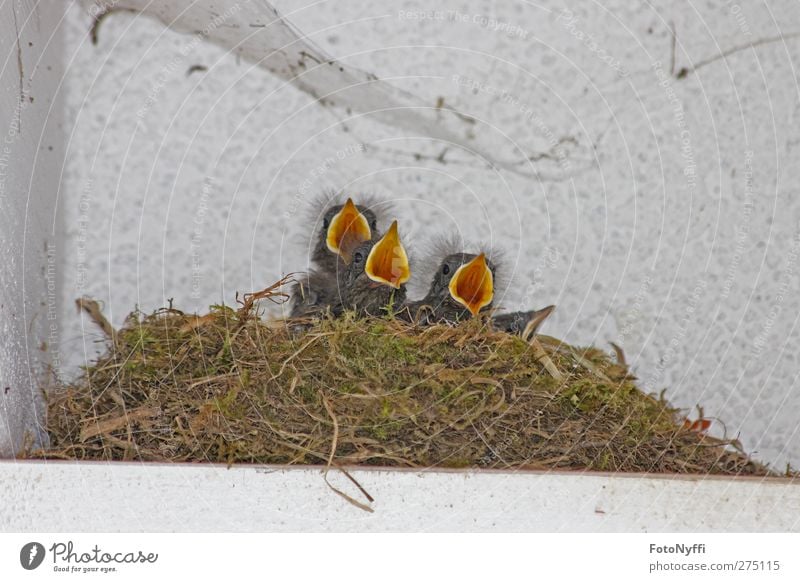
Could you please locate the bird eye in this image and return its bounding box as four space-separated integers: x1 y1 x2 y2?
370 220 377 231
353 252 364 263
323 217 330 229
442 264 450 275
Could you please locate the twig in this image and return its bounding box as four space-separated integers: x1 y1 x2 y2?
337 467 375 503
90 7 136 46
669 21 677 76
11 1 24 115
676 31 800 79
236 274 294 316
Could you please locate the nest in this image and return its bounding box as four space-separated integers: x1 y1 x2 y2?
32 283 774 479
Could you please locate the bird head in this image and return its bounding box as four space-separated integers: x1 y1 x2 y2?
419 249 497 318
360 220 410 289
446 253 495 316
343 220 410 315
323 197 376 264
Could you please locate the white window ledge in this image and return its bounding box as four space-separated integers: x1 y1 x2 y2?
2 461 797 532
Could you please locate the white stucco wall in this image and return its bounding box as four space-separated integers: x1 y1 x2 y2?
53 0 800 471
0 1 66 455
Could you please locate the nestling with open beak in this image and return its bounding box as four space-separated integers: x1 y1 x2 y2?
290 195 383 318
340 220 411 316
402 241 555 336
313 196 379 273
403 251 496 324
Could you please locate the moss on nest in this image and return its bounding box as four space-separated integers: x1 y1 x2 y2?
32 289 774 477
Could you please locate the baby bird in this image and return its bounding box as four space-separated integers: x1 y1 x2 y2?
402 252 496 325
289 270 344 318
340 220 410 316
290 196 382 318
492 305 556 337
403 245 554 336
312 196 379 272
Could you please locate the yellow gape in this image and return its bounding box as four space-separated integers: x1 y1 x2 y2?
325 198 372 263
448 253 494 316
365 221 410 289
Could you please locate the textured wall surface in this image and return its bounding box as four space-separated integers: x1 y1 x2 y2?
57 1 800 469
0 1 66 455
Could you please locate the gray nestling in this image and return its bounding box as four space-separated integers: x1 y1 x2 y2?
290 195 382 318
339 220 410 317
402 246 554 336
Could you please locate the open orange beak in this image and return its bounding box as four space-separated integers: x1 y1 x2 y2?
448 253 494 316
325 198 372 263
365 220 410 289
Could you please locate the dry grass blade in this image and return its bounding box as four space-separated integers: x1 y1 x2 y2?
80 406 160 442
76 297 118 347
528 337 564 383
322 395 374 513
272 332 334 381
